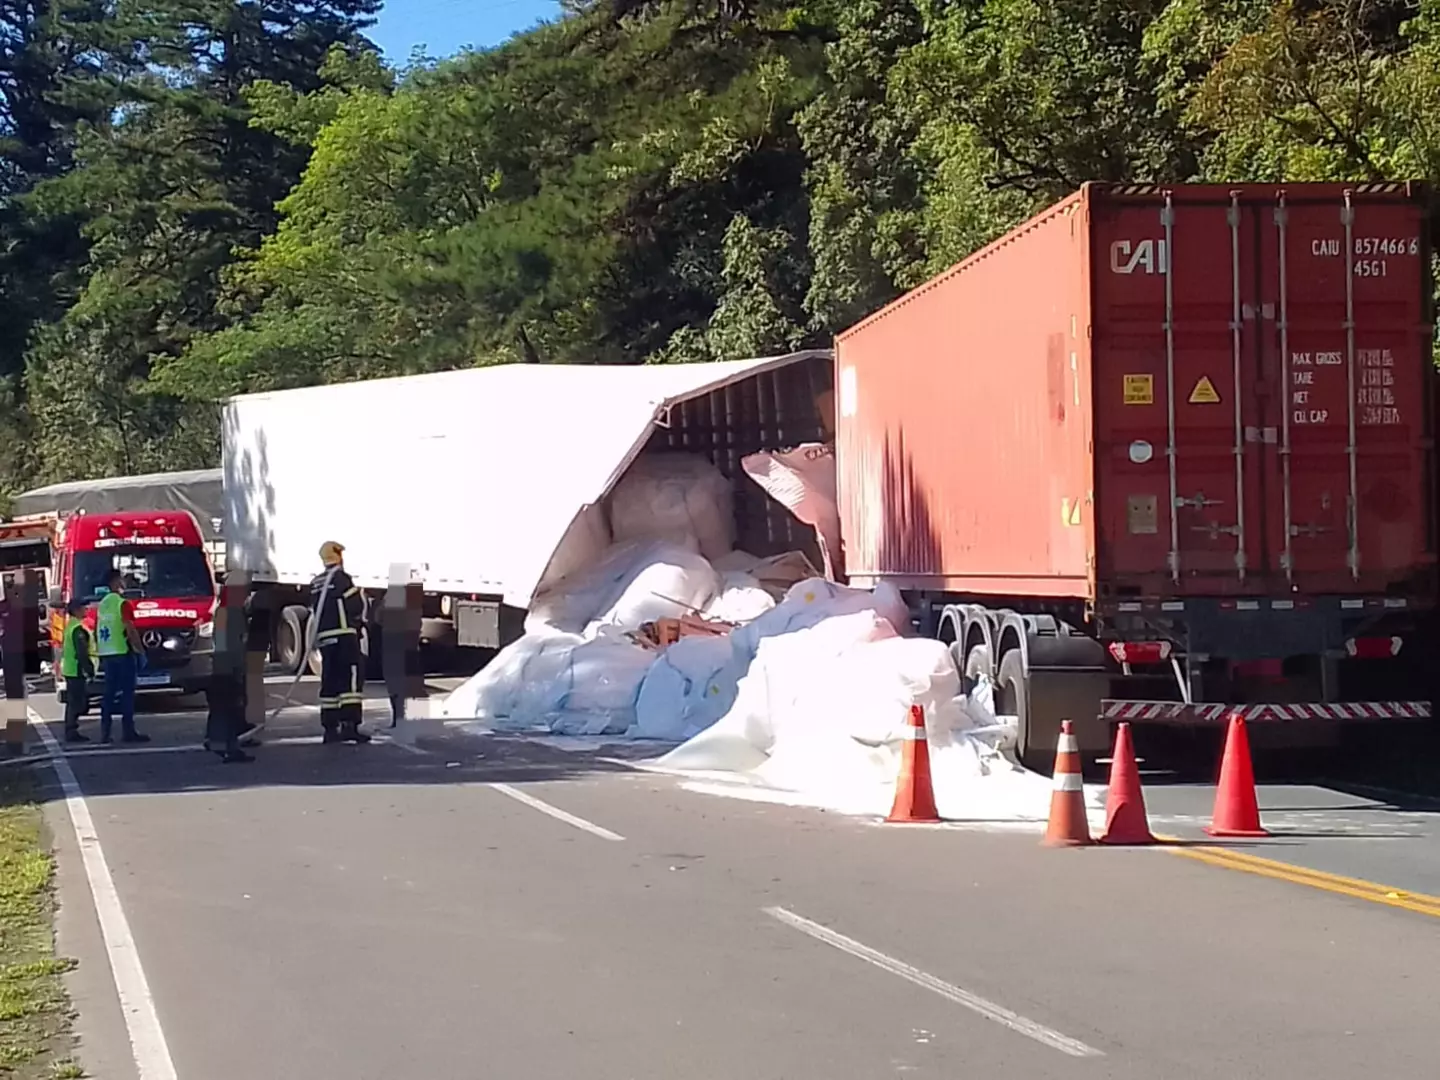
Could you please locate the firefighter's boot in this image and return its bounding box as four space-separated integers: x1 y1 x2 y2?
340 721 372 745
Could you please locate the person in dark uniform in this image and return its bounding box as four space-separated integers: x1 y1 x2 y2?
242 585 271 744
380 567 425 727
312 541 370 745
205 579 255 764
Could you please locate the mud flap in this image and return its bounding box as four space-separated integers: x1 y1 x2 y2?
1027 666 1110 771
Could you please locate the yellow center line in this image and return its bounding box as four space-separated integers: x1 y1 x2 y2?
1153 832 1440 919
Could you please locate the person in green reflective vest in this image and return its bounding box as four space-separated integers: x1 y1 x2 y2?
60 596 95 743
95 568 149 744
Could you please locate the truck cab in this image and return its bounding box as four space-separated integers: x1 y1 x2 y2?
49 511 217 699
0 518 57 673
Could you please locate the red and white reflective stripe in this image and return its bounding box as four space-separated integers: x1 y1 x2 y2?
1101 700 1189 720
1055 731 1078 753
898 726 928 741
1052 769 1083 792
1099 700 1431 722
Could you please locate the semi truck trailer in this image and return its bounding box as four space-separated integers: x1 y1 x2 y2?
221 353 833 674
835 181 1437 770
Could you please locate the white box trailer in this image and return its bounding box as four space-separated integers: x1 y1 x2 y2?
222 352 833 672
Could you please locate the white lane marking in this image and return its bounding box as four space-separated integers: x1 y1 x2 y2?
55 744 209 759
488 782 625 842
764 906 1103 1059
31 710 180 1080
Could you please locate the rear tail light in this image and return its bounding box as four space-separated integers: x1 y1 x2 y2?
1107 641 1172 665
1345 636 1402 659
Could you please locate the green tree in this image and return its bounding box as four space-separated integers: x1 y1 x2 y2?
20 0 381 482
170 0 837 393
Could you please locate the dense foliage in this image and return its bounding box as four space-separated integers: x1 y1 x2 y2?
2 0 1439 491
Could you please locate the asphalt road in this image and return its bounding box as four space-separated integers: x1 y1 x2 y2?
19 691 1440 1079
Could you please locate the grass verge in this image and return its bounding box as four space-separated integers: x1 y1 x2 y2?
0 767 82 1078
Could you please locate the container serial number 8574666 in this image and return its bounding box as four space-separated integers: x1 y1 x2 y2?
1351 235 1420 278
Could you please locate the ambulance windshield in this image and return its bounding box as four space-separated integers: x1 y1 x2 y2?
74 548 214 601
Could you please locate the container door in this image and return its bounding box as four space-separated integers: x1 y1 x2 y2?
1266 191 1432 594
1094 193 1273 594
1166 195 1273 588
1095 187 1432 597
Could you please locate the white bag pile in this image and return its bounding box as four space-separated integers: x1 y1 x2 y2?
654 588 1056 821
439 451 800 735
608 453 735 562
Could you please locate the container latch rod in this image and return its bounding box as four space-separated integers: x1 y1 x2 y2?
1162 191 1181 583
1341 191 1361 580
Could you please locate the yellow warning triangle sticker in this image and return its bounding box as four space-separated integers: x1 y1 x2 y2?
1188 375 1221 405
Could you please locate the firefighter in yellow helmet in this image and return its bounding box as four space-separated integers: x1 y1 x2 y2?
311 540 370 744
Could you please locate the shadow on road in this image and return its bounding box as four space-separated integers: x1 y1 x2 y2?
18 724 653 805
13 668 665 805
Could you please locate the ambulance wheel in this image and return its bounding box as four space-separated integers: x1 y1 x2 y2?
276 606 309 673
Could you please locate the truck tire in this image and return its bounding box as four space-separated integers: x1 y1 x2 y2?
996 650 1036 771
307 646 323 678
276 606 309 673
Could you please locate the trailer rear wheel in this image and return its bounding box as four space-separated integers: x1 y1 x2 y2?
996 650 1039 771
276 606 308 673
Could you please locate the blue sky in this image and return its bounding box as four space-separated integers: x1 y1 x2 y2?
368 0 563 63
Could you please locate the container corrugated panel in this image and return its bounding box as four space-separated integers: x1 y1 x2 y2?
836 181 1435 604
649 354 833 563
836 192 1095 598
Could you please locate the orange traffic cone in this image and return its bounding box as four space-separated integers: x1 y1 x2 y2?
888 704 941 823
1206 712 1269 838
1042 719 1092 847
1099 722 1154 845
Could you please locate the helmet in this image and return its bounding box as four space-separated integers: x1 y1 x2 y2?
319 540 345 567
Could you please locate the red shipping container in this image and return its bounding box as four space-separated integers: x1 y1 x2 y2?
836 182 1435 605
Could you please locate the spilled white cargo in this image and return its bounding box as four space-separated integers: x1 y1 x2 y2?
435 439 1100 824
440 557 1092 823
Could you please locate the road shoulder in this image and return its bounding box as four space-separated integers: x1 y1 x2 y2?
0 767 81 1078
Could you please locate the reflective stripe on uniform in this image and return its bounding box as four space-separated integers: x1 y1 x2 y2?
316 627 356 640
